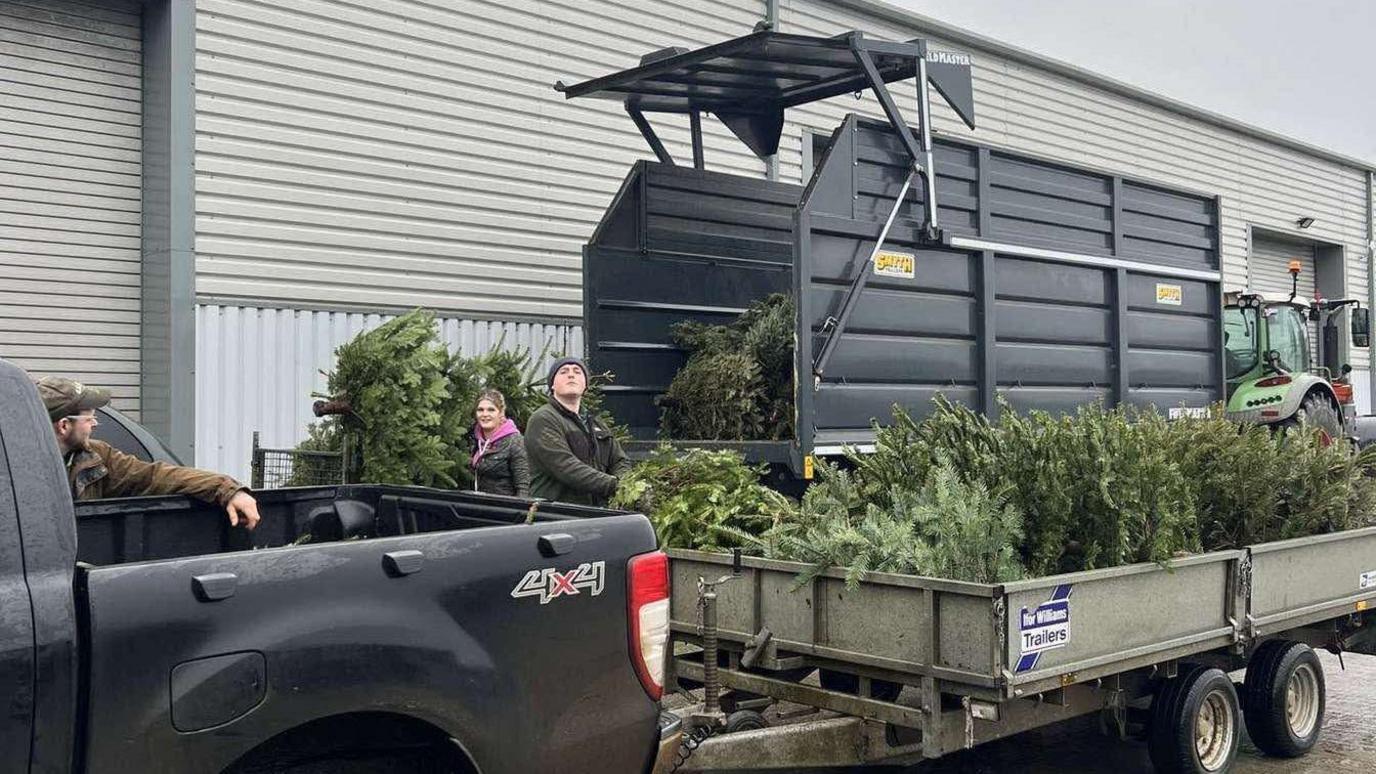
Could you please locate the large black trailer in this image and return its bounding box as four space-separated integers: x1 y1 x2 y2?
565 30 1224 478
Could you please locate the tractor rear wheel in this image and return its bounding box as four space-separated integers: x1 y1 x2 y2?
1291 392 1342 446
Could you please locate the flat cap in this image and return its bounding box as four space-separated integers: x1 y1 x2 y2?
36 376 110 422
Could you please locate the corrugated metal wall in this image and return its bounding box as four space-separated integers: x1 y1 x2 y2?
0 0 143 413
191 0 765 321
194 304 582 482
184 0 1376 455
190 0 1372 367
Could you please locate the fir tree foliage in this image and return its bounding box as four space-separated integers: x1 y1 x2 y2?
636 396 1376 587
611 445 793 551
847 398 1376 577
298 308 617 488
745 458 1025 588
659 294 795 440
327 309 457 487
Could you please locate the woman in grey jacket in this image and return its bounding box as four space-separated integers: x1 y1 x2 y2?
468 389 531 497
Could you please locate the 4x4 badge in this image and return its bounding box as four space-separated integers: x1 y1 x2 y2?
511 560 606 605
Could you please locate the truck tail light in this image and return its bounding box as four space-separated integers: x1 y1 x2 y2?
1256 375 1292 388
628 551 670 701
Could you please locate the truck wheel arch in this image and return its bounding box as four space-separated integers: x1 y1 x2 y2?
221 711 481 774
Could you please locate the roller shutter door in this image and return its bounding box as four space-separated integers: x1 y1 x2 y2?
1250 233 1316 299
1250 232 1318 359
0 0 142 414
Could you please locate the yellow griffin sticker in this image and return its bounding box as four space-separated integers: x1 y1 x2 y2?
873 251 915 280
1155 283 1183 306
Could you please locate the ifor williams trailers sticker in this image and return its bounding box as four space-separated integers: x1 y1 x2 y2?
1016 584 1072 674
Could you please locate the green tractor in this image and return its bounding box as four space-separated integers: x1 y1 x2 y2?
1224 262 1371 443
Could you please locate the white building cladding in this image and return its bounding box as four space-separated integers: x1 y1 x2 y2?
3 0 1373 481
0 0 144 416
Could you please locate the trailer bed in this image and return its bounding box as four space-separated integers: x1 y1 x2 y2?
667 526 1376 763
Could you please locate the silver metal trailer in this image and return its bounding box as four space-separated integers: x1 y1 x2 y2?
666 527 1376 772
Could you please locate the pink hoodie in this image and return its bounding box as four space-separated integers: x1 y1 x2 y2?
472 417 519 468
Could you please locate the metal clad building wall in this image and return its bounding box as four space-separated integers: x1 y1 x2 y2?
195 305 583 482
0 0 142 412
185 0 1376 446
777 0 1371 373
192 0 766 321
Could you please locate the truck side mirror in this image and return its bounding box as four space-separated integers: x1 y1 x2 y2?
1353 308 1370 348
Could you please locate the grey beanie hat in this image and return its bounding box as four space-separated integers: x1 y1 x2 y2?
546 356 589 390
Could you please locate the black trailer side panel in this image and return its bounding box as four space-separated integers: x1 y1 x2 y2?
799 117 1221 449
584 161 801 438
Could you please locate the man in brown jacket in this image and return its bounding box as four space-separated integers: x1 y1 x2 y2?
38 376 261 530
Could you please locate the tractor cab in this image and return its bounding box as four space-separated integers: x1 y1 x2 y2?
1223 261 1371 440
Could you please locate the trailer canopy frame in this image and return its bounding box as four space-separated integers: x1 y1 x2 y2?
559 29 976 245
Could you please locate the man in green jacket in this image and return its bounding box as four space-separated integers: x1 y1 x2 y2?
38 376 261 529
524 357 630 507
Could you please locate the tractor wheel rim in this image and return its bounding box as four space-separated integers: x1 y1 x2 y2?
1194 689 1235 771
1285 663 1320 738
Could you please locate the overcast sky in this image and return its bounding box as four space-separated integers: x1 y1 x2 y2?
888 0 1376 166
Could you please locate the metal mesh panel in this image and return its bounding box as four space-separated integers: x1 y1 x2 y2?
250 432 344 489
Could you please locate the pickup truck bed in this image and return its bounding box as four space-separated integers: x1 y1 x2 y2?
71 488 662 773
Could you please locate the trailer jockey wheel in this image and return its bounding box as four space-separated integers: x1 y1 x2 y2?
1243 640 1326 758
1148 665 1240 774
724 709 769 734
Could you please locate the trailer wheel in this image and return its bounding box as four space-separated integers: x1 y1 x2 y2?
1148 665 1240 773
724 709 769 734
1243 640 1325 758
818 669 902 702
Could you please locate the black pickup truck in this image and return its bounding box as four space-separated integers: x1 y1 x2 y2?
0 358 680 774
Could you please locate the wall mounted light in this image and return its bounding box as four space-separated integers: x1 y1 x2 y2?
1296 216 1316 229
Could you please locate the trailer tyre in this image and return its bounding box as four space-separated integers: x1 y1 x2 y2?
1243 640 1325 758
1148 665 1240 774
